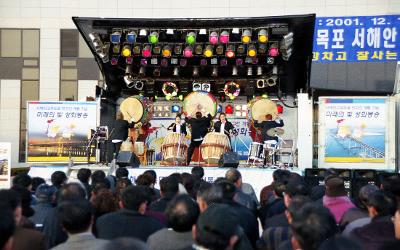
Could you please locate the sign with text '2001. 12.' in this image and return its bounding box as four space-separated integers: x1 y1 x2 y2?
313 15 400 63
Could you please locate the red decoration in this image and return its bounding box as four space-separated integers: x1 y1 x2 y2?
277 104 283 114
225 104 233 114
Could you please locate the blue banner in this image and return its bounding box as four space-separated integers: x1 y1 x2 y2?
313 15 400 63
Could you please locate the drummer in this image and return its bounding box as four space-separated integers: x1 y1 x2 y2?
254 114 284 143
167 114 187 135
213 112 234 145
109 111 136 158
185 111 212 165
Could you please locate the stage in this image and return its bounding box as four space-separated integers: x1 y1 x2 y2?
27 164 302 197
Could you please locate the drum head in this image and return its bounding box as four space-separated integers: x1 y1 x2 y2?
183 91 217 117
249 98 278 122
120 97 144 123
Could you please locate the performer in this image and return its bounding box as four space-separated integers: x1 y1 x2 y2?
109 112 135 158
185 111 212 165
254 114 284 143
213 112 234 145
167 114 187 135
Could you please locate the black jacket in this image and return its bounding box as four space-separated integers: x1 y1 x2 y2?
96 209 165 241
110 120 134 141
167 122 187 135
213 120 235 138
254 119 284 142
185 114 212 141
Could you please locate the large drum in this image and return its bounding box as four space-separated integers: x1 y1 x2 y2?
119 96 154 124
200 132 231 165
183 91 217 117
161 132 188 165
247 97 278 124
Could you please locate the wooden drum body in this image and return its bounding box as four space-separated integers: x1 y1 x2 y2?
200 132 231 165
161 132 188 165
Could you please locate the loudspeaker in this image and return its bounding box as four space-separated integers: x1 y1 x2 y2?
116 151 140 168
218 152 239 168
351 169 377 200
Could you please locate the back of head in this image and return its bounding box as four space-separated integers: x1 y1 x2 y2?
31 177 45 192
197 182 223 205
77 168 92 183
196 204 239 250
166 194 200 232
58 199 92 234
35 184 56 203
191 166 204 180
266 114 273 120
225 168 241 184
51 171 67 188
214 179 236 201
58 183 86 203
195 112 202 119
318 235 362 250
135 174 154 187
272 169 291 182
11 185 34 217
181 173 195 195
12 173 32 189
116 167 129 179
160 176 179 197
366 190 397 217
121 186 148 211
285 175 309 198
291 203 338 250
91 170 106 184
358 184 379 209
101 237 149 250
0 189 20 212
143 170 157 182
325 177 346 197
91 189 118 218
287 195 312 218
0 208 15 250
381 175 400 201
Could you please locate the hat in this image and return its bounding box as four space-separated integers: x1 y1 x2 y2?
196 204 239 240
35 184 56 200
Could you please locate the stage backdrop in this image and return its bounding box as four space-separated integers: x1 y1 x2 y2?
0 143 11 189
27 101 97 162
318 97 396 170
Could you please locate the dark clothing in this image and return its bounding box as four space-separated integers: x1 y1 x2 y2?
147 229 193 250
42 206 67 248
96 209 165 241
257 226 291 250
149 196 173 213
13 227 46 250
259 198 286 229
339 207 368 231
110 119 134 141
185 114 212 164
187 141 202 165
254 119 284 142
30 202 54 231
167 122 187 135
277 240 293 250
260 184 274 207
264 212 289 229
351 215 395 250
213 120 235 138
234 189 257 214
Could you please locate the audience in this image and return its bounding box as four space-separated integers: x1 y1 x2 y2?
225 168 257 213
181 173 196 199
12 173 32 190
30 184 56 230
31 177 46 192
91 170 106 186
91 188 118 221
149 176 179 212
259 169 290 207
318 235 362 250
258 174 288 223
147 194 199 250
51 171 67 190
0 208 15 250
77 168 92 198
143 170 161 198
115 167 130 180
96 185 165 241
51 200 108 250
196 182 222 213
101 237 149 250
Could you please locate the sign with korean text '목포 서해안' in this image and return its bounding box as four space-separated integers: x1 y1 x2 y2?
313 15 400 63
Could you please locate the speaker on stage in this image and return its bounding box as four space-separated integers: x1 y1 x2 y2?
116 151 140 168
218 152 239 168
352 169 377 200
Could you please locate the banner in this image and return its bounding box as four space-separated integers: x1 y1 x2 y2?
313 15 400 62
0 143 11 189
321 98 387 163
27 101 97 162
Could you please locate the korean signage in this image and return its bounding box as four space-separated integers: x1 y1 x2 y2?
27 101 97 162
313 15 400 62
320 98 387 163
0 143 11 189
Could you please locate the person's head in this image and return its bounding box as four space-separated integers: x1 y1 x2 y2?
286 195 312 224
116 167 129 180
195 111 202 119
272 169 291 182
357 184 379 210
265 114 273 121
58 182 86 203
51 171 67 189
380 175 400 202
225 168 242 188
35 184 56 204
196 182 223 213
325 177 347 197
318 236 362 250
175 115 181 123
135 174 154 187
214 179 236 201
194 204 240 250
160 176 179 198
365 190 397 218
11 185 34 217
77 168 92 184
284 175 309 208
181 173 196 198
116 111 124 120
91 170 106 184
91 189 118 218
31 177 45 192
0 189 22 225
12 173 32 190
290 203 338 250
165 194 200 232
57 199 93 234
191 166 204 180
0 208 15 250
120 186 148 214
219 113 227 122
101 238 149 250
143 170 157 183
394 205 400 239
